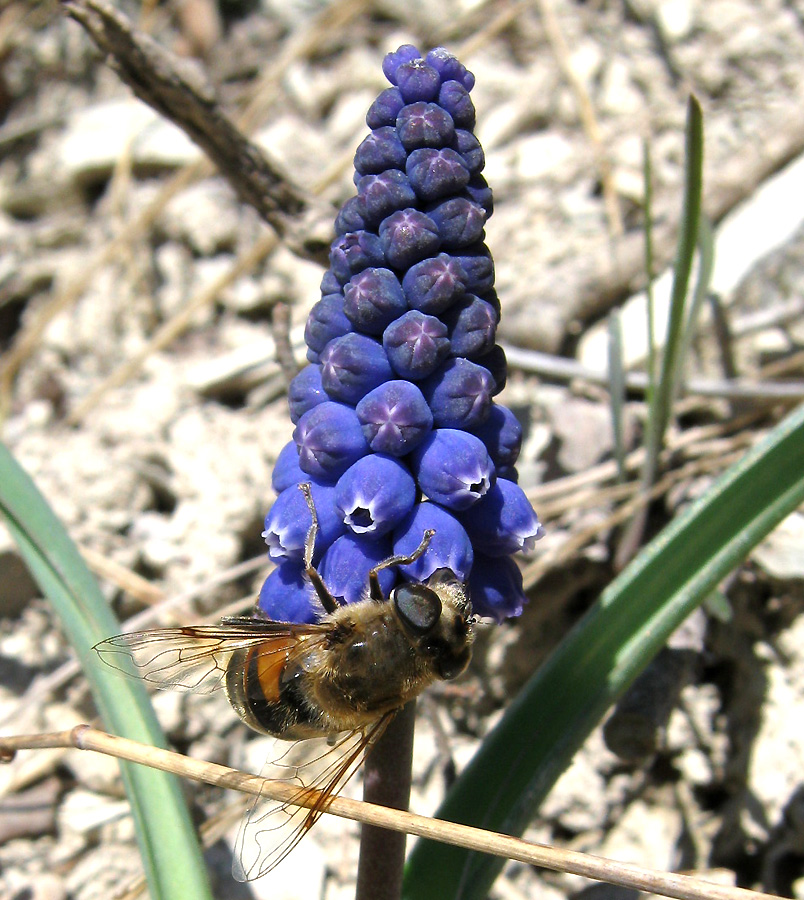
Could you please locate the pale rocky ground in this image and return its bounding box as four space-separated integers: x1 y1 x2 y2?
1 1 804 899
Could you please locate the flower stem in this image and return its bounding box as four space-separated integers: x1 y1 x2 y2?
355 700 416 900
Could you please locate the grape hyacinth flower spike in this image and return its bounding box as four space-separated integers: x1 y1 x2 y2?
261 45 543 623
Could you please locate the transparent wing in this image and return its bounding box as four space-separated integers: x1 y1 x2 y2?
93 617 328 693
233 713 394 881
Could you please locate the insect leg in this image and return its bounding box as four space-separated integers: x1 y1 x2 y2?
298 482 340 614
367 529 435 602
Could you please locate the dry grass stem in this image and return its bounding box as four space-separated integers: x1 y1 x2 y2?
0 727 786 900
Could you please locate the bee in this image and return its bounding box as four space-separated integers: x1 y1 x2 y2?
94 484 474 881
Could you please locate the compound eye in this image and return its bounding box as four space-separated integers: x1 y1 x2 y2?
393 583 442 634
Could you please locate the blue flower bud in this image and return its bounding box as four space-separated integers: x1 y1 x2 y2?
420 357 494 428
293 402 369 480
458 479 544 556
354 126 408 175
357 170 418 226
411 428 494 510
383 310 450 381
407 147 470 202
396 102 455 151
304 293 351 358
424 47 475 91
379 209 441 269
426 197 485 250
320 332 393 403
334 195 367 235
469 403 522 469
468 553 527 622
319 534 396 605
335 454 416 536
452 244 494 294
258 561 318 623
320 270 341 294
438 80 476 129
465 175 494 216
393 502 473 582
355 380 433 455
443 294 498 358
402 253 467 314
329 231 385 284
452 130 484 175
366 86 405 128
382 45 421 84
472 344 507 395
271 440 305 493
396 61 441 103
343 268 407 336
497 465 519 482
288 363 326 423
262 481 344 561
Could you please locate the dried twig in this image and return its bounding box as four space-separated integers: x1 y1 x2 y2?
59 0 329 259
0 726 785 900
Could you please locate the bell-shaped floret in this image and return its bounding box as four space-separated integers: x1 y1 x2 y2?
354 126 408 175
335 453 416 537
271 440 304 494
366 86 406 128
407 147 470 202
392 502 473 582
424 48 475 91
451 130 484 175
293 402 369 480
343 268 407 336
395 60 441 103
470 403 522 469
383 310 450 381
443 294 498 358
382 45 422 84
468 553 528 622
357 170 417 226
258 561 318 623
411 428 494 511
319 535 397 606
426 196 485 250
396 101 455 151
329 231 385 284
304 294 351 358
402 253 467 315
438 80 476 129
355 380 433 456
334 196 367 235
320 332 393 403
262 481 344 561
288 364 326 424
458 479 544 556
379 209 441 270
420 357 494 428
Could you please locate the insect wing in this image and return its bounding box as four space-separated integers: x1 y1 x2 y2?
93 620 326 694
232 713 393 881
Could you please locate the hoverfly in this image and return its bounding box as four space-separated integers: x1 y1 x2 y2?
95 484 474 880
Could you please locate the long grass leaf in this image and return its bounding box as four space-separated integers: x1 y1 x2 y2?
0 442 213 900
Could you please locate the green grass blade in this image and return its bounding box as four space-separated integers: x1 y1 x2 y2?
649 95 704 450
607 309 627 483
403 402 804 900
643 137 657 402
0 441 214 900
675 214 715 399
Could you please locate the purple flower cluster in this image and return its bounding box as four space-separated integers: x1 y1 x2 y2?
260 45 543 623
